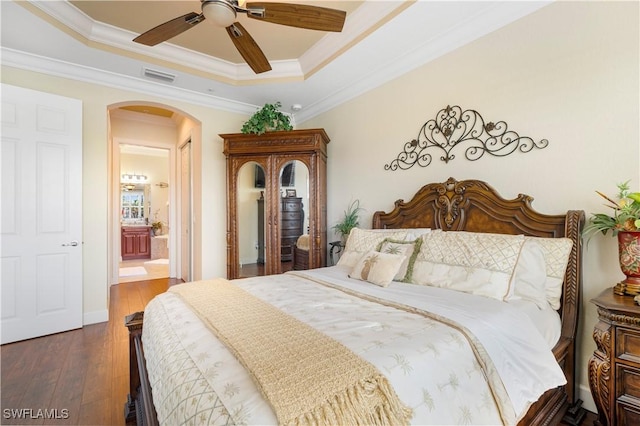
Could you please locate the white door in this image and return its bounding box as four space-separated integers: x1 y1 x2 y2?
1 84 83 344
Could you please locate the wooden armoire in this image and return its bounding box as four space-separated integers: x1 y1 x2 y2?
222 129 329 279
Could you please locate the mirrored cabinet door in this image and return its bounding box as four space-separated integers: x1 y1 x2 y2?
223 129 329 279
236 161 268 277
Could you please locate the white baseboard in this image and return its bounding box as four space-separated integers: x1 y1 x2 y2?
577 383 596 413
83 309 108 325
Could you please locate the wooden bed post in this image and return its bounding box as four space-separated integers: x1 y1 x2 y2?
124 311 159 426
560 209 587 425
124 312 144 425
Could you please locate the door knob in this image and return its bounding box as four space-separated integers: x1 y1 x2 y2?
62 240 79 247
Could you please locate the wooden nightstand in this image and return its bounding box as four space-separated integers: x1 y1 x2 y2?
589 288 640 425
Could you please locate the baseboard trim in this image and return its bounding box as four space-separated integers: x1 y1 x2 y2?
577 383 596 413
84 309 108 325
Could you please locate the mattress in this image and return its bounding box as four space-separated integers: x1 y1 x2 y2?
142 266 565 425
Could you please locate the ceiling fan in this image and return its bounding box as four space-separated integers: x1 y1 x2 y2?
133 0 347 74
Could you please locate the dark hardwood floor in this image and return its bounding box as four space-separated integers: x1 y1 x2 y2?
239 260 293 278
1 276 597 425
0 278 179 425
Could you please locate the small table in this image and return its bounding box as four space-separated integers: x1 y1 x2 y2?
329 241 344 265
589 288 640 425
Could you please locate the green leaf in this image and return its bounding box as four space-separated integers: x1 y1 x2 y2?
241 102 293 135
628 192 640 203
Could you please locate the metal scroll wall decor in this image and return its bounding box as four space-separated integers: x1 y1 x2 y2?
384 105 549 171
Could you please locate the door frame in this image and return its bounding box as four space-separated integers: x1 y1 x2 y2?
109 136 177 285
179 139 193 282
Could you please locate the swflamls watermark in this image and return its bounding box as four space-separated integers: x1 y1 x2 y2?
3 408 69 420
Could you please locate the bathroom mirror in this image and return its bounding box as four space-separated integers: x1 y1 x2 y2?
121 184 150 224
238 161 267 277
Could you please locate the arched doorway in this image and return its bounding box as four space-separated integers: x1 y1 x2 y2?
107 102 201 286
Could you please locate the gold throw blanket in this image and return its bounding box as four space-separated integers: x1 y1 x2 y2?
170 279 412 426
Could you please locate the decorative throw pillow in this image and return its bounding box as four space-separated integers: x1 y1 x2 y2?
337 228 408 267
295 234 310 251
524 236 574 310
507 239 548 309
377 238 423 282
411 231 525 301
349 251 406 287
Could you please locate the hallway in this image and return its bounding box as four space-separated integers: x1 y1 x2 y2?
118 258 169 283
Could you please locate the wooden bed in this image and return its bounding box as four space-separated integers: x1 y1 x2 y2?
125 177 585 426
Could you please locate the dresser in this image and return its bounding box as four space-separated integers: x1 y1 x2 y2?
280 197 304 262
589 288 640 425
258 197 304 263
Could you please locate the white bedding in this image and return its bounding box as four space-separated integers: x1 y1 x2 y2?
142 266 565 426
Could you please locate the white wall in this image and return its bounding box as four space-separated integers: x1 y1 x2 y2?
301 1 639 412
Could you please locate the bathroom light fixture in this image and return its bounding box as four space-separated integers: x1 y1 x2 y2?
121 173 148 184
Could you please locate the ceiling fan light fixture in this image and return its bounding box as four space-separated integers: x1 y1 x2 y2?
202 1 237 27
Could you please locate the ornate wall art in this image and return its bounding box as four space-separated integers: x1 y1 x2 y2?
384 105 549 171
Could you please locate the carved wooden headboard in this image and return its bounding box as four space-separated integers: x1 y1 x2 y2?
372 177 585 423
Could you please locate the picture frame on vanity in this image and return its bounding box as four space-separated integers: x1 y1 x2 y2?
285 189 297 197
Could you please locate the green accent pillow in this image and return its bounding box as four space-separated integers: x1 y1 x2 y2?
376 237 423 282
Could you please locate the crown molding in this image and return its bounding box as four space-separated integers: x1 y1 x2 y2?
0 47 257 115
299 1 414 76
293 0 553 123
5 1 553 124
26 0 402 84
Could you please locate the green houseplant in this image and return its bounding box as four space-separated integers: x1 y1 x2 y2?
332 199 364 243
241 102 293 135
583 181 640 239
584 180 640 295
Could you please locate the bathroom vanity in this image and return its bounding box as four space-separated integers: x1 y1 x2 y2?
121 226 151 260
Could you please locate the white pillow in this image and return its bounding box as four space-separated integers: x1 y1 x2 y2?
377 238 423 282
349 251 406 287
337 228 408 267
411 231 525 301
405 228 432 240
524 236 574 310
507 239 548 309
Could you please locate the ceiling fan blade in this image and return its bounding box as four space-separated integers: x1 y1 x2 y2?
133 12 204 46
245 2 346 32
226 22 272 74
